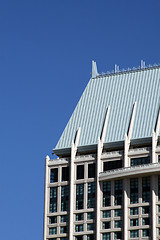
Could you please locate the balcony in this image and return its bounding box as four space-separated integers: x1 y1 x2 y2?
99 163 160 181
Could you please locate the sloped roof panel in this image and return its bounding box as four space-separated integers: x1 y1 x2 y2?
55 67 160 151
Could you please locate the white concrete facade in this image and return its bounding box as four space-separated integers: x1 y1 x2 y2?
43 139 160 240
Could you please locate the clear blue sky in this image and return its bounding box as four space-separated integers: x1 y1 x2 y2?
0 0 160 239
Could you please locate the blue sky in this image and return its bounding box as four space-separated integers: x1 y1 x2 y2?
0 0 160 239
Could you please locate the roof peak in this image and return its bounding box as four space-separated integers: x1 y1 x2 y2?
92 60 160 79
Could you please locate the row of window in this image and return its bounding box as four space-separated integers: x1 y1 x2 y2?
50 156 158 184
50 186 69 213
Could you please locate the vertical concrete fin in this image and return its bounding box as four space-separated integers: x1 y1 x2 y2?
92 60 98 78
152 130 156 163
100 106 110 145
74 127 81 148
127 102 137 141
155 107 160 139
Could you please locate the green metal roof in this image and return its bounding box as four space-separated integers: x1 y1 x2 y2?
54 65 160 152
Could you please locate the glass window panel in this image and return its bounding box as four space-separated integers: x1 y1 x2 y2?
103 210 111 218
131 156 150 166
88 163 95 178
103 221 111 229
130 207 138 215
76 213 84 221
50 168 58 183
77 165 84 180
49 216 57 224
62 167 69 181
103 181 111 207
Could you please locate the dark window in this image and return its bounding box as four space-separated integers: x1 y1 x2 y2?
104 160 122 171
75 236 83 240
61 185 69 211
130 219 138 226
131 156 150 166
87 223 94 231
158 176 160 201
142 217 150 225
103 181 111 207
50 168 58 183
60 226 68 234
142 177 150 202
76 184 84 209
103 210 111 218
87 212 95 220
75 224 83 232
88 163 95 178
115 180 122 205
115 209 122 217
50 187 57 213
87 235 95 240
61 215 68 223
103 221 111 229
49 227 57 235
130 178 138 204
130 207 138 215
62 166 69 181
142 229 150 237
76 213 84 221
77 165 84 179
142 206 149 214
102 233 110 240
49 216 57 224
114 231 122 239
87 182 95 208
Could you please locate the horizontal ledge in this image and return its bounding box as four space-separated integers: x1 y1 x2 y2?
99 163 160 180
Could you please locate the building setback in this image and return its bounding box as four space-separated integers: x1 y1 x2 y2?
44 61 160 240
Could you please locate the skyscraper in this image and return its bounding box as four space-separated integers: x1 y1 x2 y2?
44 61 160 240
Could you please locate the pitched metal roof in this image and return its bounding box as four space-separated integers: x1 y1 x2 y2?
54 66 160 152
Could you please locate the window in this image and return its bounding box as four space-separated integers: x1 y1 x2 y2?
76 184 84 209
50 168 58 183
114 209 122 217
88 163 95 178
61 215 68 223
114 232 122 239
75 224 83 232
142 177 150 202
103 221 110 229
130 230 139 238
50 187 57 213
77 165 84 179
102 233 110 240
87 212 95 220
76 213 84 221
142 229 149 237
87 223 94 231
158 176 160 201
130 178 138 204
88 182 95 208
115 180 122 205
104 160 122 171
142 206 149 214
142 217 150 225
49 216 57 224
87 235 95 240
75 236 83 240
130 219 138 226
49 227 57 235
115 220 122 228
61 185 69 211
131 156 150 166
60 226 68 234
130 207 138 215
103 210 111 218
158 155 160 163
62 166 69 181
103 181 111 207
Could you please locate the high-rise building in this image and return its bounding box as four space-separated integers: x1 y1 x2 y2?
43 61 160 240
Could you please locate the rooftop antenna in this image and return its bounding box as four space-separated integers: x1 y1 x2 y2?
115 64 119 73
141 60 146 69
92 60 99 78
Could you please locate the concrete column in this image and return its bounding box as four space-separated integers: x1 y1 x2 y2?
43 155 50 240
96 139 102 240
123 179 129 240
69 142 75 240
151 175 156 240
152 131 156 163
